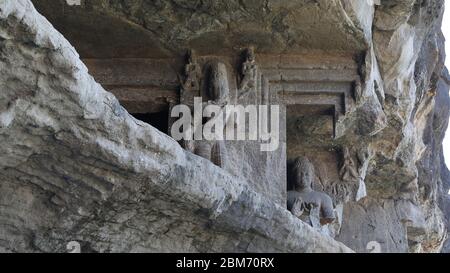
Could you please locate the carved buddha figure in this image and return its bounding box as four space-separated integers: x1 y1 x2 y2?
287 156 336 226
239 47 257 93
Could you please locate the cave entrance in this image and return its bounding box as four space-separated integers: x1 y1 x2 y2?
131 109 170 135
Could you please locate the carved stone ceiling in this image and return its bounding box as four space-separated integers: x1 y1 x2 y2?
32 0 367 58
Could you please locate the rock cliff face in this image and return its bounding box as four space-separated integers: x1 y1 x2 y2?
0 0 449 253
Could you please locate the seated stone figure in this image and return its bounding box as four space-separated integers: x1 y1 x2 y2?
287 156 336 226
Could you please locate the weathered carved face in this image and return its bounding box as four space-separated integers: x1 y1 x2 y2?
292 157 314 190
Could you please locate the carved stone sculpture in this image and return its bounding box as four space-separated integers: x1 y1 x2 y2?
193 139 227 167
340 147 359 183
354 80 362 103
331 147 366 203
189 61 231 168
182 49 202 93
239 47 257 95
287 157 336 226
207 62 230 106
180 49 202 109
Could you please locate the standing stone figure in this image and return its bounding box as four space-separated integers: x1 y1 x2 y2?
179 49 202 114
207 61 230 106
287 157 336 226
179 49 202 153
181 49 202 93
239 47 257 94
339 147 359 183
